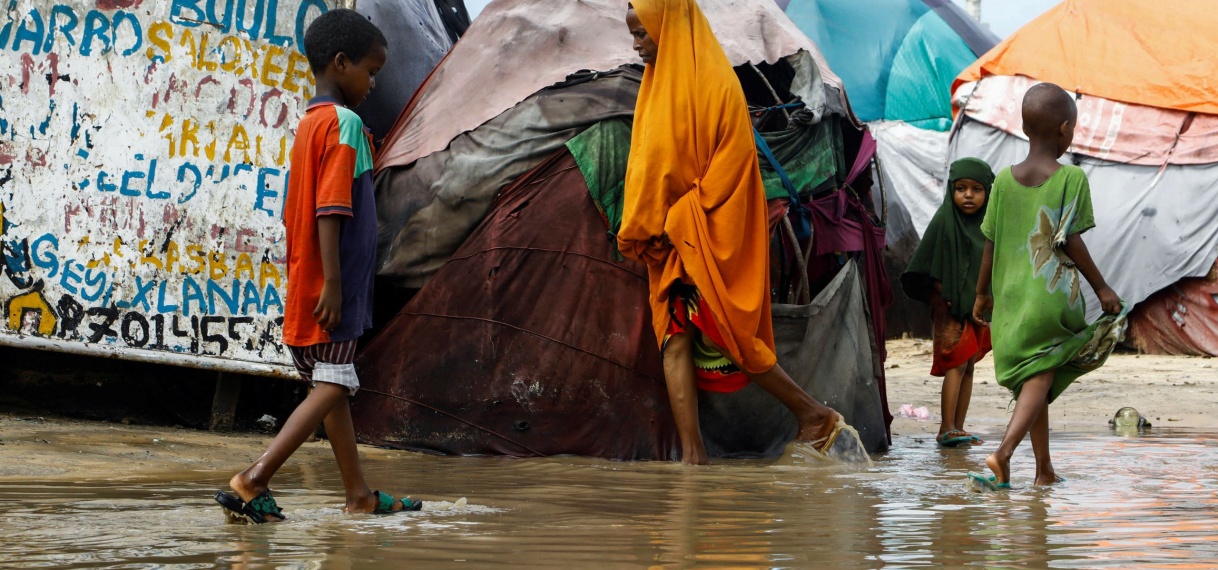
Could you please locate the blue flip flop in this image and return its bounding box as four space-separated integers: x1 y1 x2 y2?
937 431 975 448
966 472 1010 492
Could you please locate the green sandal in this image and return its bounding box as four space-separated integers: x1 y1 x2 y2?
373 490 423 514
966 472 1010 492
214 489 285 523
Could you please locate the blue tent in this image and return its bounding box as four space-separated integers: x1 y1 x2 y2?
778 0 998 130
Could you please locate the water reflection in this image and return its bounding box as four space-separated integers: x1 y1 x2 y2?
0 430 1215 568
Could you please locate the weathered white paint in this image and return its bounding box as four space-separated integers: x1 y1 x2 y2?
0 0 335 375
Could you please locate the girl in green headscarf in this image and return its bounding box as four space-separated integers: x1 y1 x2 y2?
901 158 994 448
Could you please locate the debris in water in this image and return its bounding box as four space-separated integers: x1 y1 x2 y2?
897 404 932 421
256 414 277 432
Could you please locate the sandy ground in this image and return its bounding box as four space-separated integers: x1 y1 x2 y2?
0 339 1214 481
885 337 1218 439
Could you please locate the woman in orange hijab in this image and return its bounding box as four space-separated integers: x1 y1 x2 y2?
620 0 844 464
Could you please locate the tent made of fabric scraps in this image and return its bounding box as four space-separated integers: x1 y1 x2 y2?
375 0 849 177
354 141 889 458
951 3 1218 355
353 0 458 143
780 0 996 130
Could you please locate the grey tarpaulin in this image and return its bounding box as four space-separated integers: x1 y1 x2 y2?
375 68 642 288
949 119 1218 323
355 0 453 143
700 259 887 456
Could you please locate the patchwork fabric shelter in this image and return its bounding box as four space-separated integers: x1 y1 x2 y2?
950 0 1218 355
354 0 894 458
776 0 998 336
353 0 466 143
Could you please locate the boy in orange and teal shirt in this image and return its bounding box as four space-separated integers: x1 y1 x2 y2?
215 9 420 523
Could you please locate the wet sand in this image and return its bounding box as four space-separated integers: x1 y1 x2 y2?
885 338 1218 438
0 339 1212 482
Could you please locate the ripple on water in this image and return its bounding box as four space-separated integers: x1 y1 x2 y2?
0 430 1215 568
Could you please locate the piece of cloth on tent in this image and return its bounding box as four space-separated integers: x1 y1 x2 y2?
981 165 1124 402
784 0 995 125
376 68 642 288
432 0 471 43
568 114 846 257
1128 259 1218 356
883 9 979 131
618 0 777 379
954 0 1218 117
354 0 453 143
900 158 994 323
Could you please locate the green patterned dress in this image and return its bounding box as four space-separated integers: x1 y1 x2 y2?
980 165 1125 403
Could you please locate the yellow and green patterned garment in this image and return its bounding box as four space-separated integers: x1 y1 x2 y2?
981 165 1125 403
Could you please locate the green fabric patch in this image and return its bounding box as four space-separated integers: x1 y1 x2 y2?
567 119 633 259
567 114 846 253
334 105 374 178
757 114 846 200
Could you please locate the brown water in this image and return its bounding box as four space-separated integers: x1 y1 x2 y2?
2 430 1216 568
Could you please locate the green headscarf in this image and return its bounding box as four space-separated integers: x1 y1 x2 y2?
901 157 995 322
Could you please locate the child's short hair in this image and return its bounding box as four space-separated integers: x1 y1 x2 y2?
303 9 388 73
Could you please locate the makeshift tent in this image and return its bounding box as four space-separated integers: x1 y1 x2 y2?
354 0 894 458
950 0 1218 355
353 0 464 143
776 0 997 336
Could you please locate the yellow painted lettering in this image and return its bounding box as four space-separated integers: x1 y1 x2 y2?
178 29 198 69
258 260 282 289
179 118 200 158
217 35 242 73
196 32 218 71
185 245 206 274
235 253 254 280
164 241 181 274
260 45 286 89
223 124 251 164
139 240 163 270
208 251 228 280
281 50 312 94
204 121 218 162
146 21 174 63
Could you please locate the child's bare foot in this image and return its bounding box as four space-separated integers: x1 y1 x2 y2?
985 453 1010 485
343 489 418 511
1034 467 1064 486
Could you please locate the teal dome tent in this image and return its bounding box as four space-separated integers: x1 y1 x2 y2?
778 0 997 131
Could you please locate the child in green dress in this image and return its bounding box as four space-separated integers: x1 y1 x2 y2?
969 83 1125 490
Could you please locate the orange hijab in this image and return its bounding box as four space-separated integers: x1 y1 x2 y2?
617 0 776 374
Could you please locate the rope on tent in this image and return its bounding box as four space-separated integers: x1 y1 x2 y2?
359 388 547 457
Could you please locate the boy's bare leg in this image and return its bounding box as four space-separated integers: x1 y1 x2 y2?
749 364 840 445
663 333 709 465
938 363 966 438
321 394 399 513
986 371 1054 484
954 360 979 440
1030 402 1060 485
229 382 348 519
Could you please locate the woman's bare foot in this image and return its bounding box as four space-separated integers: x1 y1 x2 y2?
796 409 842 452
681 441 710 465
985 453 1010 485
229 471 285 522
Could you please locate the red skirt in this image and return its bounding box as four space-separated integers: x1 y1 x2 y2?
664 284 751 393
931 314 992 377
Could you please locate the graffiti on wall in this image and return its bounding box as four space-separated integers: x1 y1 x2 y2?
1 0 333 366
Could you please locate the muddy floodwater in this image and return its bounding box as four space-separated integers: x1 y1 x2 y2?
1 428 1216 568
